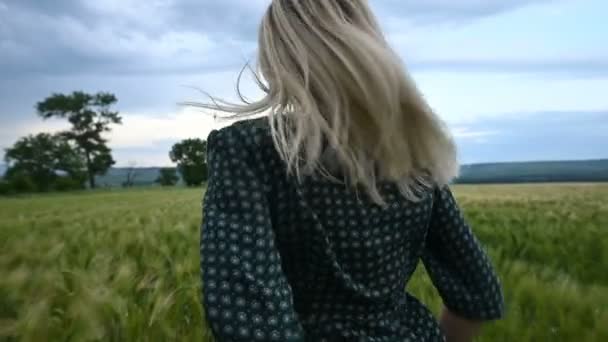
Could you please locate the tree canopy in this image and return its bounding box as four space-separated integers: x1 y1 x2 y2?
4 133 86 192
36 91 122 188
155 167 179 186
170 139 208 187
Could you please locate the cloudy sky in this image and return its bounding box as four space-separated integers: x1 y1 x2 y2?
1 0 606 166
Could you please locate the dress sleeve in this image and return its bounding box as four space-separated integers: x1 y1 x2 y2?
200 128 306 341
422 186 505 321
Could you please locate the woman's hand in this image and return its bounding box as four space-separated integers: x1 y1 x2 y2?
439 308 483 342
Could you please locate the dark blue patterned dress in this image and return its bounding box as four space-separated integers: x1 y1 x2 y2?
200 119 504 341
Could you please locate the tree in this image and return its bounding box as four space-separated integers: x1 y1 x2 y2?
155 167 179 186
0 180 13 195
122 161 139 188
36 91 122 189
170 139 208 187
4 133 86 192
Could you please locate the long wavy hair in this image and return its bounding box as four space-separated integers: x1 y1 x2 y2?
191 0 458 204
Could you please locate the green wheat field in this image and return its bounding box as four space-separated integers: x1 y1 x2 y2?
1 184 607 341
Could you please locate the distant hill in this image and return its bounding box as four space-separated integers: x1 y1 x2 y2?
2 160 606 187
0 165 170 187
456 159 608 184
92 159 608 188
95 167 179 188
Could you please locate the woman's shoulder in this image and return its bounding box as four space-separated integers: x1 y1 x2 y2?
208 117 272 149
207 117 283 184
207 117 277 171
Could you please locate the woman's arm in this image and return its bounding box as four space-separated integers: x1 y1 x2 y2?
440 307 483 342
422 186 505 340
200 128 305 341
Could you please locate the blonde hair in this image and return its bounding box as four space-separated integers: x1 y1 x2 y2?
191 0 458 204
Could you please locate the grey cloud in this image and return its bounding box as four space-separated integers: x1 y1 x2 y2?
409 57 608 77
465 110 608 132
456 110 608 163
10 0 267 35
0 0 253 76
373 0 557 23
1 0 567 77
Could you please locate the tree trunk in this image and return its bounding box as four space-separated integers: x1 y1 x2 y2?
85 152 96 189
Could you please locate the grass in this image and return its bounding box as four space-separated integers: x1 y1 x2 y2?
1 184 607 341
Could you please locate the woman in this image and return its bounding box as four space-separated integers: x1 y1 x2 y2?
198 0 504 341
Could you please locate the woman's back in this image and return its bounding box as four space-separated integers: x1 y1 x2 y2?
200 119 504 341
198 0 504 340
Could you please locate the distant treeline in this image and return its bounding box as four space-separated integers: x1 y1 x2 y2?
94 168 182 188
456 159 608 184
88 159 608 188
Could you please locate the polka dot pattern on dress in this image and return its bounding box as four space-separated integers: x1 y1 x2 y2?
200 119 504 341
